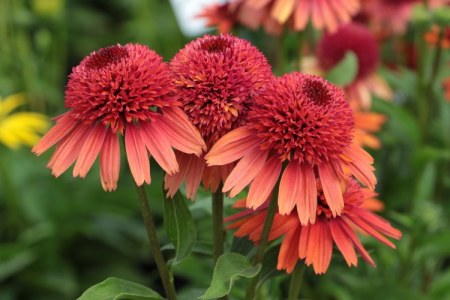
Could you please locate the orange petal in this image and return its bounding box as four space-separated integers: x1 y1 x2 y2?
306 219 333 274
73 125 107 178
32 113 76 155
100 130 120 191
278 160 302 215
277 227 301 273
329 219 357 267
185 155 205 200
164 152 190 198
125 124 150 186
293 0 310 30
339 218 376 267
318 163 344 216
271 0 295 23
295 163 318 225
247 156 282 209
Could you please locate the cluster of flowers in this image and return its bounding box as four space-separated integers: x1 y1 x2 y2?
33 33 401 275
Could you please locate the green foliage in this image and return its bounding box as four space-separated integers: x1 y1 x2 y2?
78 277 164 300
200 253 261 300
325 51 358 86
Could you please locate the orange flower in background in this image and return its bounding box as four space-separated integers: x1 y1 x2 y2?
425 25 450 49
201 0 361 35
33 44 205 191
206 73 376 225
317 22 392 109
354 111 386 149
198 3 238 34
164 34 273 199
226 178 402 274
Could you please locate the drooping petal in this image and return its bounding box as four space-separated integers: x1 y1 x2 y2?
47 125 90 177
185 155 206 200
247 156 282 209
139 122 179 175
344 145 376 190
125 124 150 186
296 163 318 225
223 148 269 197
205 126 261 166
73 125 107 178
271 0 295 23
293 0 310 30
32 113 76 155
278 160 303 215
277 227 301 273
339 218 376 267
354 208 402 239
164 152 190 198
345 215 396 249
329 219 358 267
100 130 120 191
305 219 333 274
318 163 344 216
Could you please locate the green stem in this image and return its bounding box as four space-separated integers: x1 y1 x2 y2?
244 183 280 300
428 28 444 89
287 266 305 300
135 185 177 300
212 185 224 263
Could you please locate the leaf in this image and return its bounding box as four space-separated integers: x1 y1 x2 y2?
163 191 196 265
413 161 437 205
200 253 262 300
77 277 164 300
325 51 358 86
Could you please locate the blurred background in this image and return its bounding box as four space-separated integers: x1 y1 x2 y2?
1 0 450 299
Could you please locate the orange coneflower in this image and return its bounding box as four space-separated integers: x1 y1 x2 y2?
354 111 386 149
33 44 205 191
226 178 402 274
317 22 392 109
164 34 273 199
206 73 376 225
200 0 361 35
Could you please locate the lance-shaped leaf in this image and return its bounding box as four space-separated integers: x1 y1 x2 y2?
325 51 358 86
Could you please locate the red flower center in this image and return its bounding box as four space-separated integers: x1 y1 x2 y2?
85 45 129 70
249 73 354 164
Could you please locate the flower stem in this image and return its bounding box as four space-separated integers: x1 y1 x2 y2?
244 183 280 300
135 185 177 300
212 185 225 263
287 266 305 300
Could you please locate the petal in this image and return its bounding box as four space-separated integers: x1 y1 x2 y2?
293 0 310 30
32 113 76 155
278 160 302 215
354 208 402 240
100 130 120 191
47 124 90 177
125 124 150 186
223 148 269 197
271 0 295 23
296 163 318 225
306 220 333 274
158 111 205 155
344 145 376 190
164 152 190 198
247 156 282 209
345 214 397 249
202 165 223 193
329 219 358 267
73 125 107 178
318 163 344 216
277 227 301 274
184 155 205 200
140 122 179 175
205 126 261 166
339 218 376 267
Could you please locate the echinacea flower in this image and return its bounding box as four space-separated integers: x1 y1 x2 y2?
200 0 361 35
33 44 205 191
226 178 402 274
0 93 49 149
354 111 386 149
164 34 273 199
206 72 376 225
317 22 392 109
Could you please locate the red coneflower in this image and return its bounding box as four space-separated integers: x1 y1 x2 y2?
33 44 205 191
206 72 376 225
200 0 361 35
317 22 392 109
164 34 273 199
226 178 402 274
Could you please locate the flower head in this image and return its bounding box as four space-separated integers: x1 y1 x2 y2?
226 178 402 274
317 23 379 82
165 34 272 199
0 93 49 149
206 73 376 225
33 43 205 191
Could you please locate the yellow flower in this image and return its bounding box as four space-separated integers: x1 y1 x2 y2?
0 93 49 150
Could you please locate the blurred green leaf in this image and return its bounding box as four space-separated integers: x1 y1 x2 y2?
0 245 36 281
77 277 164 300
325 51 358 86
414 161 437 204
200 253 261 300
163 191 196 266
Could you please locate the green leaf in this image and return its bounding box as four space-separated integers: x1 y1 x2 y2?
77 277 164 300
325 51 358 86
163 191 196 265
200 253 262 300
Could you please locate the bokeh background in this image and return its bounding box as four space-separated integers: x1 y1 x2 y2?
1 0 450 299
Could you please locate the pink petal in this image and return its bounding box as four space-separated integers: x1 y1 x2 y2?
247 156 282 209
293 0 310 30
100 130 120 191
125 124 150 186
223 148 269 197
312 0 325 29
296 163 318 225
318 163 344 216
139 122 179 175
73 125 107 178
205 126 261 166
329 219 358 267
47 125 90 177
32 113 76 155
